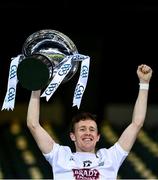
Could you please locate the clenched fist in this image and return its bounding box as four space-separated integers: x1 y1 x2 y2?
137 64 153 83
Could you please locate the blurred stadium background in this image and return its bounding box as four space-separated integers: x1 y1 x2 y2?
0 1 158 179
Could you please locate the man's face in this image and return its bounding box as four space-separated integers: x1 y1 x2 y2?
70 119 100 153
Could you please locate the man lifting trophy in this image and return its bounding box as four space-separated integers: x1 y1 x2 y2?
2 29 90 110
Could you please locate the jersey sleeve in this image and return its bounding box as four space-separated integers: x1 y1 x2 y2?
98 142 129 174
108 142 129 169
42 143 72 166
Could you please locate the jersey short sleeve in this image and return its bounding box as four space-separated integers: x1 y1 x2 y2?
106 142 128 171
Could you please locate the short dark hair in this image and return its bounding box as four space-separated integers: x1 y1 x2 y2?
70 112 100 133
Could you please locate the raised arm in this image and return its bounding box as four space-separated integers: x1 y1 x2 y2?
27 90 54 154
118 64 153 152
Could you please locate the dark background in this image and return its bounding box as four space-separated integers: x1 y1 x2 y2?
0 1 158 179
0 1 158 126
0 1 158 106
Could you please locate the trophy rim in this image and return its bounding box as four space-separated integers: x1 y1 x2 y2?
22 29 78 57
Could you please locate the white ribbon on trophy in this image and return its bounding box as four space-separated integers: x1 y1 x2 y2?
1 53 89 110
1 55 22 110
72 55 90 108
41 53 90 109
41 56 73 101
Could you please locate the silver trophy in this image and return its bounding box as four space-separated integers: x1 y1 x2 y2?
17 29 79 90
2 29 90 110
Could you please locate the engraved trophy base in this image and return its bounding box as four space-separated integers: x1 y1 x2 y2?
17 54 52 90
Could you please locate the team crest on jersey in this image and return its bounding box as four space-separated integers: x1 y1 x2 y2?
83 160 92 167
72 168 99 180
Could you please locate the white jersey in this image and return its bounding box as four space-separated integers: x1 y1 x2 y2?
43 142 128 180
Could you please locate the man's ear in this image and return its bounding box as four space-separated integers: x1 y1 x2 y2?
70 132 76 141
97 134 100 142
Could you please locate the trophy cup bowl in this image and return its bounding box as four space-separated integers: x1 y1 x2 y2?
17 29 79 90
